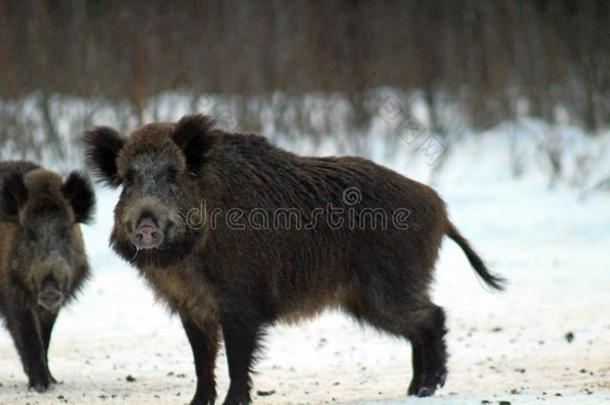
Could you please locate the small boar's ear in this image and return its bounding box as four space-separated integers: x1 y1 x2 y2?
62 171 96 224
1 173 28 221
83 127 125 187
172 114 216 174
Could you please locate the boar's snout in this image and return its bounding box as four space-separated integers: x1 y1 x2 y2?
132 216 165 250
37 280 64 311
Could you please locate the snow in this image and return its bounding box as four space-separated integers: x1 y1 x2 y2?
0 110 609 404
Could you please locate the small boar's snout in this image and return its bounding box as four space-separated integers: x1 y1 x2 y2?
37 281 64 311
132 216 165 250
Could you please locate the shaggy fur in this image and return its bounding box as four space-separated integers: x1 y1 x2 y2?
84 114 505 405
0 161 94 392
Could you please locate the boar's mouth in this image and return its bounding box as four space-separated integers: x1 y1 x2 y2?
37 281 65 312
111 226 201 268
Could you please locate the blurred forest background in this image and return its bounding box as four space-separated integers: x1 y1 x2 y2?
0 0 608 177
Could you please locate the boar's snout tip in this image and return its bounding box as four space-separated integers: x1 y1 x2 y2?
132 217 165 250
37 289 64 311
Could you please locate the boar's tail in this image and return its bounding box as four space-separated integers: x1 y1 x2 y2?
446 222 506 291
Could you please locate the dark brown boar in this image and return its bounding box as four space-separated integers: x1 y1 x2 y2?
84 115 505 405
0 161 95 392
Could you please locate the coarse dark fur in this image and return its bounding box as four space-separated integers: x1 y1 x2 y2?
0 161 95 392
84 114 505 405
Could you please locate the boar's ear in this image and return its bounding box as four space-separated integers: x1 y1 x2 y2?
83 127 125 187
62 171 96 224
1 173 28 221
172 114 216 174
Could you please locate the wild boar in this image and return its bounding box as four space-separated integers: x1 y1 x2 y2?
84 114 505 405
0 161 95 392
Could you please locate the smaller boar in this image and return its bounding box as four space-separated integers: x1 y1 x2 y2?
0 161 95 392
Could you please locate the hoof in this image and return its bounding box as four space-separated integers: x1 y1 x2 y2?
417 386 435 397
222 397 251 405
190 392 216 405
408 371 447 397
190 399 216 405
29 381 50 393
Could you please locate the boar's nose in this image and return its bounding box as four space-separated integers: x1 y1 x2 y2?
37 287 64 311
132 217 165 249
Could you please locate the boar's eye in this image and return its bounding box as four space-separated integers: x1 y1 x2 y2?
123 170 136 186
166 167 178 182
26 228 38 242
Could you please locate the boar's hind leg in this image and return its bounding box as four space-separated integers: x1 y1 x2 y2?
181 317 220 405
221 319 265 405
406 305 447 397
40 314 58 384
345 296 447 397
7 306 51 392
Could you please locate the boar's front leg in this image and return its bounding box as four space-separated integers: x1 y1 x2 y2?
182 316 220 405
221 319 264 405
39 313 58 384
7 305 51 392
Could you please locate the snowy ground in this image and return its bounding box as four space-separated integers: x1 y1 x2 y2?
1 131 609 404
